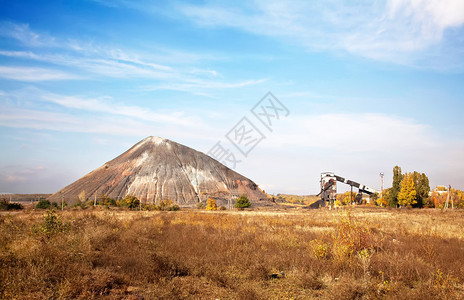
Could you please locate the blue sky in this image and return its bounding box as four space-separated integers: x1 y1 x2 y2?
1 0 463 194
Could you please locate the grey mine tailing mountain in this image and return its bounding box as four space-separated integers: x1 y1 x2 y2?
48 136 268 206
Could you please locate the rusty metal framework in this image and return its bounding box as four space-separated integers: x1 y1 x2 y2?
318 172 380 206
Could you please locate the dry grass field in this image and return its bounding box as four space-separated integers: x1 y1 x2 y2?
1 207 463 299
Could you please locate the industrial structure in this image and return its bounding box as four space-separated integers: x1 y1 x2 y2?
318 172 380 206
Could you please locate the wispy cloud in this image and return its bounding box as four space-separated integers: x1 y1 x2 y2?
142 78 267 95
0 66 80 81
0 106 162 136
0 22 56 47
1 165 45 183
176 0 464 69
0 49 178 79
0 87 214 138
40 92 198 126
0 47 266 94
0 22 264 92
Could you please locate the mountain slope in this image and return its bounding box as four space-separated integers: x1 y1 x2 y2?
48 136 268 206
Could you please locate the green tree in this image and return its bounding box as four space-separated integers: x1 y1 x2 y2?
398 172 417 207
387 166 403 207
36 199 58 209
206 198 217 210
235 195 251 209
413 172 430 207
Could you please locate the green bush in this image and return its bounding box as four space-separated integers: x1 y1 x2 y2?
157 199 180 211
8 202 24 210
116 195 140 209
98 194 116 206
35 199 58 209
235 195 251 209
32 209 70 238
0 198 23 210
140 200 180 211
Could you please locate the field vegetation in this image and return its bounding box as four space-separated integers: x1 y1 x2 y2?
1 206 463 299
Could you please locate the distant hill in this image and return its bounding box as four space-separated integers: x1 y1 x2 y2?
0 194 51 202
48 136 269 206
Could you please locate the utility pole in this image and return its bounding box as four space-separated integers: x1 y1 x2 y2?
94 194 97 207
350 185 353 205
380 172 384 206
450 185 454 209
444 185 452 210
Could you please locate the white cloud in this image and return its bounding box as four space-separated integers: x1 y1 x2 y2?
0 66 80 81
0 22 56 47
40 92 199 126
236 112 463 194
177 0 464 68
388 0 464 30
0 87 205 127
0 49 179 80
143 78 267 94
0 105 221 145
265 113 434 152
1 101 463 193
0 106 153 136
0 24 264 92
2 165 46 184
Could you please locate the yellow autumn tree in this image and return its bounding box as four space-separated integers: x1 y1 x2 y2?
376 189 388 207
337 191 357 205
206 198 217 211
398 172 417 207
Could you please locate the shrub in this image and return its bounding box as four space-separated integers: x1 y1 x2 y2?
331 210 377 258
206 198 217 211
35 199 58 209
71 201 85 209
235 195 251 209
432 268 458 297
98 194 116 206
0 198 24 210
309 239 329 259
0 198 8 210
32 209 70 238
157 199 180 211
117 195 140 209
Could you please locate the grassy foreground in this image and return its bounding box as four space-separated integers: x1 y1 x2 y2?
1 208 463 299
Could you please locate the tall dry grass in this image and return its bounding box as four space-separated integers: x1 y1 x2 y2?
1 207 463 299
